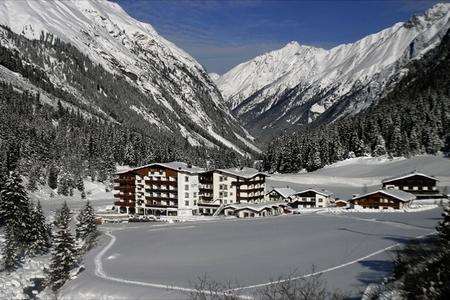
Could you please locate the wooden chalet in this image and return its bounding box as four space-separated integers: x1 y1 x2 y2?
349 189 415 210
382 171 442 199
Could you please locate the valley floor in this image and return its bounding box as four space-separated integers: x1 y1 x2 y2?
60 208 441 299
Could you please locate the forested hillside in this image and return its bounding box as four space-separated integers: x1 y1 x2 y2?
263 30 450 173
0 83 244 195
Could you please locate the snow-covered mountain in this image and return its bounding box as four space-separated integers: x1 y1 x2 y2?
216 3 450 135
209 72 220 82
0 0 258 155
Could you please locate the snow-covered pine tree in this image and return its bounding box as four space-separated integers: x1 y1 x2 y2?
29 201 52 255
436 205 450 246
373 135 387 156
57 172 70 196
0 172 33 247
2 223 19 271
48 165 59 190
49 201 77 291
75 201 98 251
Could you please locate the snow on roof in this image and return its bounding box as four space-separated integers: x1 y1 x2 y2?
224 201 288 212
351 189 416 202
267 187 297 198
216 167 267 179
382 171 438 183
115 161 204 175
293 188 334 197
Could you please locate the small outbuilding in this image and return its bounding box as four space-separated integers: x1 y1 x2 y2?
222 202 288 218
334 199 348 208
349 189 415 210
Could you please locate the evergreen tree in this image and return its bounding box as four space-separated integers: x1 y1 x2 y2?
436 205 450 246
75 201 98 251
0 172 33 246
29 201 52 255
57 172 70 196
373 135 387 156
48 165 58 190
49 202 77 291
2 223 19 271
27 165 40 191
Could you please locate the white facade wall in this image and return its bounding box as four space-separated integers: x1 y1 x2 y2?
315 194 331 208
177 172 199 217
212 172 237 205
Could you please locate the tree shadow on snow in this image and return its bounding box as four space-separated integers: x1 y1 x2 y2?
357 259 394 285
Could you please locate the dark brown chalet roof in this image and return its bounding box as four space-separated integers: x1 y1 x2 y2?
382 171 438 184
351 189 416 202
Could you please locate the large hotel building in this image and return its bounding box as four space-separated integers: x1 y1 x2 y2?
114 162 204 217
113 162 267 217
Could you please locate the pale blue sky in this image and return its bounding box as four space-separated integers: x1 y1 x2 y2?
113 0 446 74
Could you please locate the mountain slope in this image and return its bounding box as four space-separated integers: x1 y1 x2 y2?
263 25 450 173
216 3 450 137
0 0 258 155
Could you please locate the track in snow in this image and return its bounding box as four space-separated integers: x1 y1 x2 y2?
94 221 435 297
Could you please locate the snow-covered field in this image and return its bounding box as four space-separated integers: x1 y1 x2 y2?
267 155 450 199
59 208 442 299
30 180 113 217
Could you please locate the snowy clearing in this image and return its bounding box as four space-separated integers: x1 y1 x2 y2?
60 208 442 299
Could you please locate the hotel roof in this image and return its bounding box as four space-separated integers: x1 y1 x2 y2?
115 161 204 175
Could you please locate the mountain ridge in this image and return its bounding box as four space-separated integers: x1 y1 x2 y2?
0 0 258 155
215 3 450 137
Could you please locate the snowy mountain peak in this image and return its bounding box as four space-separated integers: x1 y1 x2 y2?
216 3 450 135
209 72 220 82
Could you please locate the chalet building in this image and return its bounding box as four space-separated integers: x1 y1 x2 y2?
382 172 442 199
349 190 415 210
113 162 204 217
222 202 288 218
198 167 267 215
266 187 297 202
289 189 334 208
334 200 348 208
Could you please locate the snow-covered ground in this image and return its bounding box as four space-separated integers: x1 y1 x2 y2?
267 155 450 199
30 179 113 217
59 208 443 299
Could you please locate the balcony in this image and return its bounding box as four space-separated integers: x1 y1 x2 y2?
114 200 135 207
145 179 177 186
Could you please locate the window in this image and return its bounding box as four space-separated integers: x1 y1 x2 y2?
224 192 228 197
219 192 223 197
185 176 189 182
423 186 429 191
185 200 189 206
318 198 323 202
185 185 189 191
193 200 197 205
413 186 418 190
403 186 409 190
185 192 189 198
193 192 197 198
